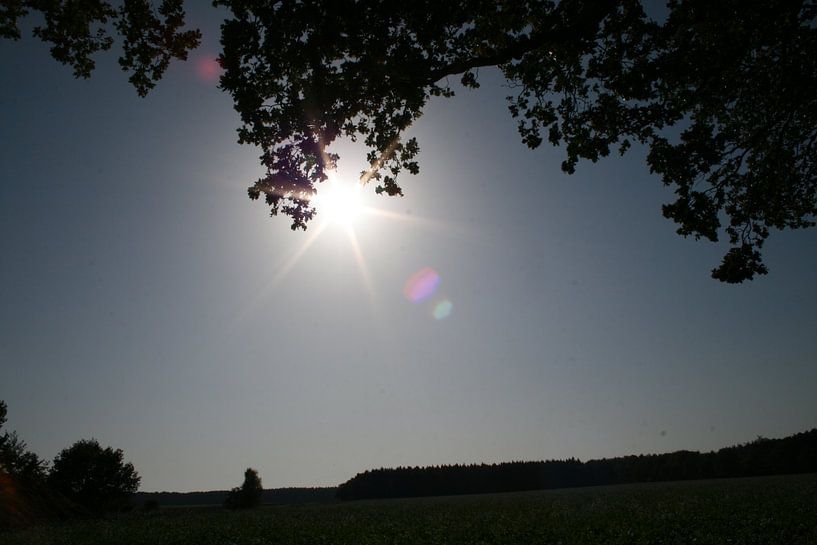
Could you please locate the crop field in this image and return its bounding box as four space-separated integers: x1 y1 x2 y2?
3 474 816 545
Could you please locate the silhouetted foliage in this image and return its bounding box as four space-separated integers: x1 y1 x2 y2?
4 1 816 281
0 0 200 96
141 498 160 512
0 400 47 481
1 401 86 530
48 439 140 514
224 468 263 509
0 472 89 531
336 429 817 500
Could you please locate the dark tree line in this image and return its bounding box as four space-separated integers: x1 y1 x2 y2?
336 428 817 500
134 486 337 508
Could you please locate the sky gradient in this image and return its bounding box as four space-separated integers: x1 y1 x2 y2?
1 7 816 492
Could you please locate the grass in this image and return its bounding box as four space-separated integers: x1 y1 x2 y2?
3 474 816 544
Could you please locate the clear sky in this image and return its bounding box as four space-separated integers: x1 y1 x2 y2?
1 6 815 493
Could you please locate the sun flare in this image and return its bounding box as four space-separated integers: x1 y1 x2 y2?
248 165 456 309
314 173 363 226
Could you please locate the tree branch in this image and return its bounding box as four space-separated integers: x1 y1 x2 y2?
425 2 613 83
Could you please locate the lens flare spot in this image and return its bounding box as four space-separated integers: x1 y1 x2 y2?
404 267 440 302
196 56 222 83
433 299 453 320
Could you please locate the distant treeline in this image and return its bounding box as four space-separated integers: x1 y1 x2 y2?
336 429 817 500
134 487 337 507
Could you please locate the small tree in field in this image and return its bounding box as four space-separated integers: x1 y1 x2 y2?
224 468 263 509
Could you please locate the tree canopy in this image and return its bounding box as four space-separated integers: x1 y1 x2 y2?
0 0 200 96
48 439 140 513
3 0 816 282
223 467 264 509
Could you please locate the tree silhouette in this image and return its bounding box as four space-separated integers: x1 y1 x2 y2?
48 439 140 514
224 467 263 509
0 400 46 480
4 1 816 281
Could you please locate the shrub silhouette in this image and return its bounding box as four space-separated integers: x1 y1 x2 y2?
224 468 263 509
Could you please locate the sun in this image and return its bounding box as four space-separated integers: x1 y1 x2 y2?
238 164 456 317
314 172 363 226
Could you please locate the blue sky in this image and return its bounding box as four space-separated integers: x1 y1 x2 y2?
1 6 815 492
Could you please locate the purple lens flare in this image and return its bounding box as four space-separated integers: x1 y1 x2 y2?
404 267 440 302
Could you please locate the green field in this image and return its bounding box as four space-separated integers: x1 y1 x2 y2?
4 474 816 545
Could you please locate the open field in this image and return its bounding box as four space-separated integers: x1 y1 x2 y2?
3 474 816 545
